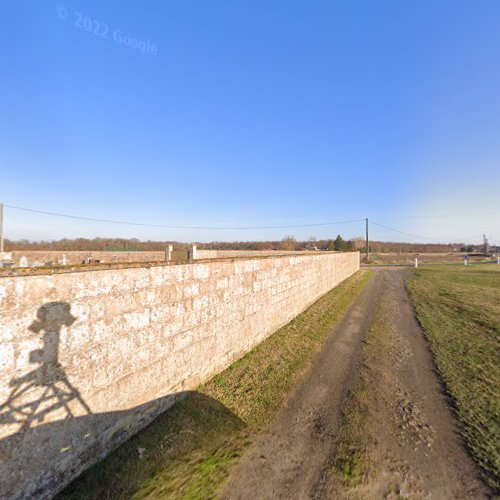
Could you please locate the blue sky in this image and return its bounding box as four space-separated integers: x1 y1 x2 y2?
1 0 498 244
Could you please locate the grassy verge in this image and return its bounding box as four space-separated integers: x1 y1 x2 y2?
330 293 388 490
331 404 367 489
407 265 500 491
58 270 371 500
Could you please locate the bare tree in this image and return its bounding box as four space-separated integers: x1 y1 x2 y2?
280 235 298 251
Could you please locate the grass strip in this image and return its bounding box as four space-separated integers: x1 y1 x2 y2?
407 265 500 492
330 290 389 492
58 270 371 500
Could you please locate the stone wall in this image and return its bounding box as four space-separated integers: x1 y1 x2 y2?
7 249 310 267
0 252 359 499
195 249 309 259
9 250 167 266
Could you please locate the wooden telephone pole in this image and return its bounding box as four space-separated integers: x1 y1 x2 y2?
365 217 369 261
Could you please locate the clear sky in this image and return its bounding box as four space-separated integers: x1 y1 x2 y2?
1 0 498 244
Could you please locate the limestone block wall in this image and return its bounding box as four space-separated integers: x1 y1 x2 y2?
9 250 167 266
0 252 359 499
8 249 307 266
196 249 309 259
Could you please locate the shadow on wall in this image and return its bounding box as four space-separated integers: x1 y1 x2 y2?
0 301 243 500
0 302 91 431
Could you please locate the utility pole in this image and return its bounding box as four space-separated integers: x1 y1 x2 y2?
483 234 489 256
365 217 369 261
0 203 4 255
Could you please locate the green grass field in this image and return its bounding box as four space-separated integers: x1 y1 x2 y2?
407 265 500 491
58 270 371 500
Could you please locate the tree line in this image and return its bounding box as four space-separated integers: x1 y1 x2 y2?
3 236 467 253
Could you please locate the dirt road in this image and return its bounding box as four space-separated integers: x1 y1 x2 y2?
222 269 489 499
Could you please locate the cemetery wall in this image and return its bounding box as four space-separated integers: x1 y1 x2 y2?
0 252 359 499
7 249 309 267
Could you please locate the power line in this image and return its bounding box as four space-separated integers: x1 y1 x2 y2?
370 220 443 242
371 221 491 244
4 204 365 230
4 203 487 243
369 220 488 245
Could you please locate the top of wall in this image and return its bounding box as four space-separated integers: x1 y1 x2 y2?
0 251 359 279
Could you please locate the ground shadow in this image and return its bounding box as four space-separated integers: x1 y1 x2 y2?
1 392 244 500
56 391 246 500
